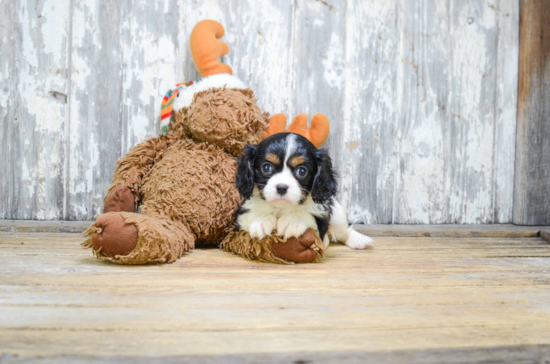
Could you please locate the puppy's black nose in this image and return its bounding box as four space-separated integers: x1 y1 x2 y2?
276 184 289 195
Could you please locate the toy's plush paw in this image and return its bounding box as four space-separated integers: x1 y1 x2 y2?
271 230 319 263
91 213 138 256
84 213 194 265
103 185 136 213
345 230 374 250
249 215 277 240
220 228 323 264
276 215 308 240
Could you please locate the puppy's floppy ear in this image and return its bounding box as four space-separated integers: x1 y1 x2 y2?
236 144 257 199
311 149 338 203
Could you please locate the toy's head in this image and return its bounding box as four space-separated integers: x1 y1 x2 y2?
185 87 268 156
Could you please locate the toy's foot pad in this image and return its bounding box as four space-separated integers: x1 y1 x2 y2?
221 229 322 264
91 213 138 256
103 185 136 213
271 230 319 263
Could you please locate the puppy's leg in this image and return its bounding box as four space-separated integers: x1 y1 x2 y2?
344 229 374 250
328 200 373 250
322 234 330 249
236 195 278 240
238 211 277 240
277 212 318 241
248 215 277 240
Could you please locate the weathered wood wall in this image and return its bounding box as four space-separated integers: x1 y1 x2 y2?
0 0 520 223
513 0 550 225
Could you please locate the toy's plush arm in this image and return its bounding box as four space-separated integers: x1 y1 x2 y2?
264 113 330 148
107 133 178 202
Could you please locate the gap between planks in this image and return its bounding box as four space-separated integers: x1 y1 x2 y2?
0 220 549 238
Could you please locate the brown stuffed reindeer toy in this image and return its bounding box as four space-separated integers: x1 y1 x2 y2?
82 20 330 264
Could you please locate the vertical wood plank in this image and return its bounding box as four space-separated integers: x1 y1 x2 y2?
393 0 450 223
0 1 15 219
67 0 125 220
513 0 550 225
339 0 398 223
445 0 500 223
67 0 181 220
493 0 519 223
292 0 347 210
292 0 344 133
0 0 70 220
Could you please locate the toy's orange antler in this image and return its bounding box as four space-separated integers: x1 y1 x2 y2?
190 20 232 77
264 113 287 139
264 113 330 148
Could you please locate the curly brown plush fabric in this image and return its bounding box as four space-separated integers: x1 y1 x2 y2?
221 229 324 264
103 185 136 213
139 139 241 243
83 212 194 264
186 88 269 156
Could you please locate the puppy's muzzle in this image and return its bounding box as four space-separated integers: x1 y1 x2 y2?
276 184 289 196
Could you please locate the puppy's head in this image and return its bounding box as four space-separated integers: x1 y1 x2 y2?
236 133 337 204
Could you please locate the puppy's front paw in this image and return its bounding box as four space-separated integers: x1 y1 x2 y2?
249 215 277 240
345 230 374 250
277 215 308 240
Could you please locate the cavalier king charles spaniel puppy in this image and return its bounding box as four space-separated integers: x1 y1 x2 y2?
235 132 373 250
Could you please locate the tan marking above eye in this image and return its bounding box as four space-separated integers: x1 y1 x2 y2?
290 156 305 167
266 153 280 164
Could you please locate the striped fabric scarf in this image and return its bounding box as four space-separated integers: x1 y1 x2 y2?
160 81 194 134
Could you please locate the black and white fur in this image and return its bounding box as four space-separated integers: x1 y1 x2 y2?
235 133 373 250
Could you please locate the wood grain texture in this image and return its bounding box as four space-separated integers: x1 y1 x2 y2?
513 0 550 225
292 0 344 155
0 232 550 361
494 0 520 223
2 219 549 236
0 0 71 220
0 0 520 223
394 0 519 224
394 0 449 223
338 0 398 224
2 346 550 364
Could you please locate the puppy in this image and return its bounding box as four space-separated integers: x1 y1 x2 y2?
235 132 373 250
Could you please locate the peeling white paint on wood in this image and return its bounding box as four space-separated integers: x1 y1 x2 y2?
0 0 70 220
0 0 520 223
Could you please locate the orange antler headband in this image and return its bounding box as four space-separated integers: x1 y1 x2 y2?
190 20 232 77
264 113 330 148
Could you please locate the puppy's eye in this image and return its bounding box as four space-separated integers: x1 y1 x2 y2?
295 166 308 178
261 163 273 174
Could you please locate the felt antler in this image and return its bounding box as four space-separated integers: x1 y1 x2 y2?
288 114 330 148
263 113 287 139
190 20 232 77
264 113 330 148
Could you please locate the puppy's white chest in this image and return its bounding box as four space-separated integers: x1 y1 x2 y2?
238 193 319 240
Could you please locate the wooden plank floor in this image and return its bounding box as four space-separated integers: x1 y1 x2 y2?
1 232 550 363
